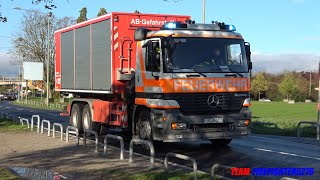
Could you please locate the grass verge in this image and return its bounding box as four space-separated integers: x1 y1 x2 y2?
250 101 318 137
0 167 20 180
94 169 211 180
0 118 27 131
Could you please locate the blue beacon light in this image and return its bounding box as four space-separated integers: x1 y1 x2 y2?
227 25 236 31
165 22 177 29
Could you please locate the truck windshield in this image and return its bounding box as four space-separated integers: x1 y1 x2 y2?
163 38 248 73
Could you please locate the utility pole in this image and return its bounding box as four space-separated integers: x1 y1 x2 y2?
309 71 312 97
317 61 320 140
46 12 52 106
202 0 206 23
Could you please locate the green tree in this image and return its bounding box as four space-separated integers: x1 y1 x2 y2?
251 73 269 100
97 8 107 17
278 73 300 100
77 7 87 23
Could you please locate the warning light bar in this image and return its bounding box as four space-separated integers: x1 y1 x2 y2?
162 22 187 29
161 21 237 32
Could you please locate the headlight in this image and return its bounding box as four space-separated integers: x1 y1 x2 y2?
171 123 187 130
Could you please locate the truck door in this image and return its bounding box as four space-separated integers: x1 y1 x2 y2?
142 38 164 93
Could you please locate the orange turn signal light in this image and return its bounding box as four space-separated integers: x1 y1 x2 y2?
171 123 177 129
245 120 250 126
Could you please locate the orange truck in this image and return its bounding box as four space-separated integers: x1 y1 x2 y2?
55 12 252 145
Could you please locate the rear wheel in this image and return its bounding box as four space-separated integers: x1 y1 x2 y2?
82 104 100 134
70 103 84 133
210 139 232 146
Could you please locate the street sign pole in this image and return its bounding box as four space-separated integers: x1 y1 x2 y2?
317 61 320 140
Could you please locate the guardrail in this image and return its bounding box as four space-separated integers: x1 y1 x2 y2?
210 163 234 180
83 130 99 153
31 115 40 132
66 126 79 146
165 152 198 180
53 123 64 141
41 120 51 136
297 121 319 140
129 139 154 168
104 134 124 160
20 118 30 128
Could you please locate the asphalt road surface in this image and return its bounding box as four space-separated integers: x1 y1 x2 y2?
1 100 319 179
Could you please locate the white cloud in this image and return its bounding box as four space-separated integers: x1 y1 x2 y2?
252 53 319 74
0 52 19 77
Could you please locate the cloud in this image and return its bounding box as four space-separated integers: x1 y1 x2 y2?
0 53 19 77
253 53 319 74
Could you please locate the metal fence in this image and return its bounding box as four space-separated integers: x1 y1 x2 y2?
66 126 79 146
165 152 198 180
41 120 51 136
297 121 319 140
83 130 99 153
53 123 64 141
129 139 154 168
20 118 30 128
104 134 124 160
31 115 40 132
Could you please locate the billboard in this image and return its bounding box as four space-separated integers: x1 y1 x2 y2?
23 62 44 80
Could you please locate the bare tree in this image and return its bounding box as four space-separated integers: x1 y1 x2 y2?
10 10 75 96
1 0 59 22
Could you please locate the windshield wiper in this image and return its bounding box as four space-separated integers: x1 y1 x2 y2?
225 73 244 77
210 67 244 77
186 71 207 78
181 68 207 78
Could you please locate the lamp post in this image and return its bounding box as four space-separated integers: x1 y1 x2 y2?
202 0 206 23
14 7 52 106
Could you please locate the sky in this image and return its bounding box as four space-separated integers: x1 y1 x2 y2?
0 0 319 76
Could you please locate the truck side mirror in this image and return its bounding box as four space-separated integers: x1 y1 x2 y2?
245 42 251 62
248 61 252 70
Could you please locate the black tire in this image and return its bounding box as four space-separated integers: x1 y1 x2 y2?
70 103 84 133
210 139 232 146
82 104 100 134
136 109 153 141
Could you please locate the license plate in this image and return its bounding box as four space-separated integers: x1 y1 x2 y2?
203 118 223 124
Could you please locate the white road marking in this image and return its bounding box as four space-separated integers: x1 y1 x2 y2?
254 148 320 161
17 108 23 110
5 107 12 109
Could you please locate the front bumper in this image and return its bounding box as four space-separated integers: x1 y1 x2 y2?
151 108 251 142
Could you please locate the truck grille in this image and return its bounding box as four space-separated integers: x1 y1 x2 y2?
166 93 247 115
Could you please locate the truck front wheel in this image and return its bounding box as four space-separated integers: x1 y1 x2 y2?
136 109 153 141
210 139 232 146
70 103 84 133
82 104 100 134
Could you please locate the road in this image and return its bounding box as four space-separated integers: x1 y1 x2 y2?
1 100 319 179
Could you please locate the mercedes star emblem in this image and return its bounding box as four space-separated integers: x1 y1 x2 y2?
207 95 219 108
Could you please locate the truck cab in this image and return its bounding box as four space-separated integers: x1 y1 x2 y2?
131 21 252 144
